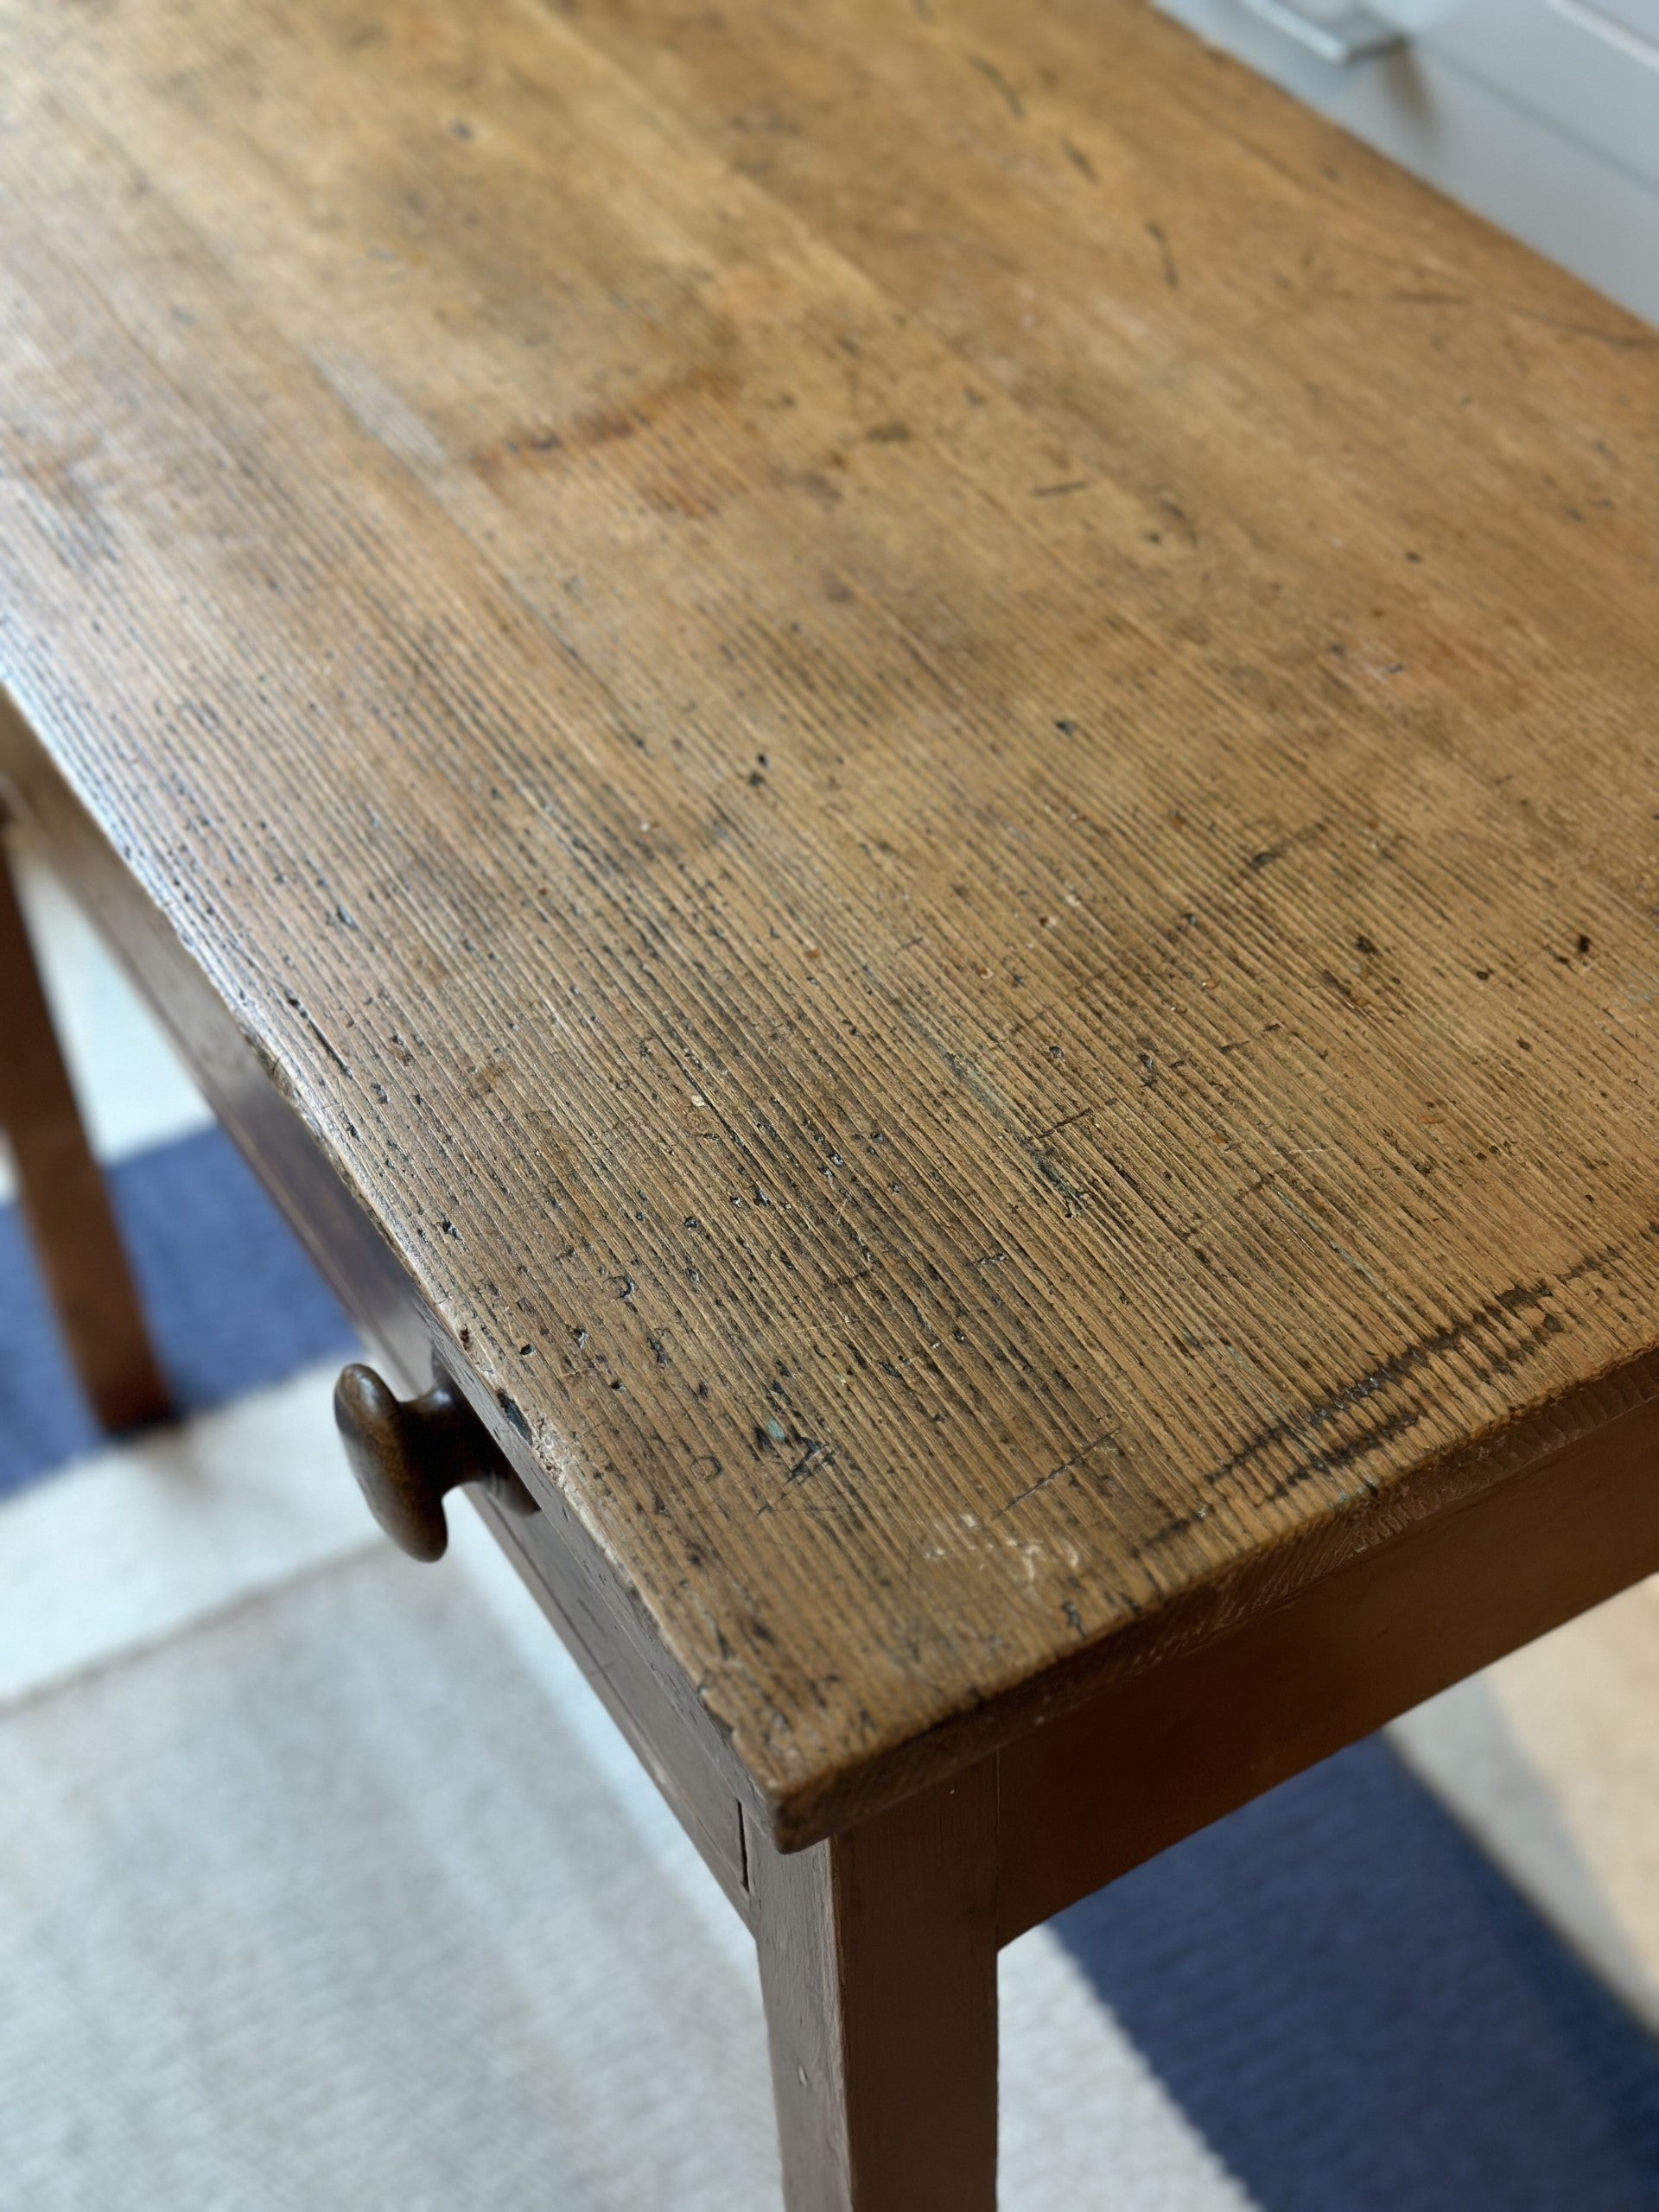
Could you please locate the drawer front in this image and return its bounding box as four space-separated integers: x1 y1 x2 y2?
1152 0 1659 327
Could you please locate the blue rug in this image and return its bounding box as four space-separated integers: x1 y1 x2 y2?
1058 1739 1659 2210
6 1124 1659 2206
0 1126 355 1497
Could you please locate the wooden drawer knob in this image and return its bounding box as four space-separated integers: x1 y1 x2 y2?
334 1363 539 1561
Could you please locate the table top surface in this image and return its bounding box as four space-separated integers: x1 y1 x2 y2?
4 0 1659 1837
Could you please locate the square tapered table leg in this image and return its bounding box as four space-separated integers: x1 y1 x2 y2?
0 831 169 1433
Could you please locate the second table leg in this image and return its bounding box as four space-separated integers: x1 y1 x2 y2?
752 1763 999 2211
0 832 169 1432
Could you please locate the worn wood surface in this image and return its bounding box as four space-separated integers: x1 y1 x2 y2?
0 708 445 1403
0 828 168 1430
752 1765 998 2209
6 718 770 1908
3 0 1659 1842
997 1363 1659 1941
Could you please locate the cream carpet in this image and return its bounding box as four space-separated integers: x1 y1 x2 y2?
0 1490 1246 2211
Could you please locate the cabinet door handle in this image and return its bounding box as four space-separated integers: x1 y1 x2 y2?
334 1363 539 1561
1240 0 1406 62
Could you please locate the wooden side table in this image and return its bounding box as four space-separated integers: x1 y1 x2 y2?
3 1 1659 2202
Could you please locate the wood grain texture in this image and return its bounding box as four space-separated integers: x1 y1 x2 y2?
0 709 444 1403
2 0 1658 1841
997 1369 1659 1941
2 717 768 1888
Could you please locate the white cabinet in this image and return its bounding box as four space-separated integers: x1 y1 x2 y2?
1151 0 1659 324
